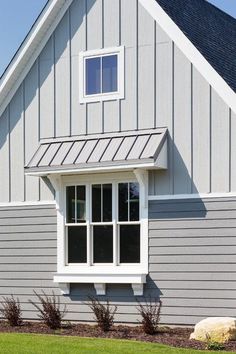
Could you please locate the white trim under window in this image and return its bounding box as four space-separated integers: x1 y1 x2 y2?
79 46 125 103
50 171 148 296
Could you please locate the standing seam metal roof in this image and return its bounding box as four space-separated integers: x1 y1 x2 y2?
25 129 167 173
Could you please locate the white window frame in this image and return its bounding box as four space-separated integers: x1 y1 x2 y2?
65 182 141 267
51 171 148 296
79 46 125 103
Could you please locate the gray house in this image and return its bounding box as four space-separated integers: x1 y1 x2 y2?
0 0 235 325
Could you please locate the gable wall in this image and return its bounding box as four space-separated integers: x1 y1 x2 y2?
0 0 235 202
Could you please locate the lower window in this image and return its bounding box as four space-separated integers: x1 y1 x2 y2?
65 182 140 265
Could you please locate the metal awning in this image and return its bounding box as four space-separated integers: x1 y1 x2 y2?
25 128 168 176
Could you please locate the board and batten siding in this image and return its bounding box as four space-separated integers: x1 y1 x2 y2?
0 0 235 202
0 200 235 325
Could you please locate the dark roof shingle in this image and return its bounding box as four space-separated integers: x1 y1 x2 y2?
156 0 236 92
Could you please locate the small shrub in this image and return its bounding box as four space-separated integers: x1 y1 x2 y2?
205 333 225 351
29 290 67 329
0 295 22 326
206 341 225 351
136 297 162 335
87 296 117 332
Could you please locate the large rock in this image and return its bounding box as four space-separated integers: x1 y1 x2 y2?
190 317 236 343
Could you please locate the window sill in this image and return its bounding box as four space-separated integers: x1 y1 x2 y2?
54 271 147 296
79 92 124 104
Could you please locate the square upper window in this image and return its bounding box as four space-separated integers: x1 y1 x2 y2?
79 46 124 103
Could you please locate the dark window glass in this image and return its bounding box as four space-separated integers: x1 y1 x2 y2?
118 183 128 221
86 57 101 95
102 55 118 93
77 186 86 223
120 225 140 263
103 184 112 222
68 226 87 263
93 225 113 263
66 186 75 223
129 182 139 221
92 185 101 222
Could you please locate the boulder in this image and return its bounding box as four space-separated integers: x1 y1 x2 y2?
190 317 236 343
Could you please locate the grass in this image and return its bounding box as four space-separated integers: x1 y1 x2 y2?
0 333 233 354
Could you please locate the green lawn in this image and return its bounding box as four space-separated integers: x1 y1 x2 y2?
0 333 233 354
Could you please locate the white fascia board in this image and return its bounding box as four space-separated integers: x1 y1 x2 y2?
139 0 236 113
0 0 73 117
25 163 158 177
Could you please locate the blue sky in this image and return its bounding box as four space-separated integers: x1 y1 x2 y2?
0 0 235 76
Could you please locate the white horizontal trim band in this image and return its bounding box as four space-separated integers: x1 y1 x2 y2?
148 192 236 201
0 200 56 207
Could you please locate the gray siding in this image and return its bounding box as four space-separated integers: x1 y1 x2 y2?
0 0 235 202
149 197 236 325
0 201 235 325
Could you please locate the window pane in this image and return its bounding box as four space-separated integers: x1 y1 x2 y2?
130 182 139 221
86 57 101 95
76 186 86 223
119 183 128 221
102 55 118 93
120 225 140 263
92 184 101 222
68 226 87 263
93 225 113 263
103 184 112 222
66 186 75 223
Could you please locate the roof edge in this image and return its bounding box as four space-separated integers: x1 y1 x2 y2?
139 0 236 113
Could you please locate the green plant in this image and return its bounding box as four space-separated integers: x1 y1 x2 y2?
87 296 117 332
205 333 225 351
205 342 225 351
29 290 67 329
136 297 162 335
0 295 22 326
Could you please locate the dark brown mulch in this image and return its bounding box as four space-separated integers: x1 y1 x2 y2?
0 321 235 351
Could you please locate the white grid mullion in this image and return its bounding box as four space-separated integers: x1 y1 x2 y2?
113 182 118 266
100 57 103 94
128 183 130 222
90 222 113 226
74 186 77 224
87 184 91 266
117 221 140 225
101 184 103 222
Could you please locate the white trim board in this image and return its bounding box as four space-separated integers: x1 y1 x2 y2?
148 192 236 201
79 46 125 103
51 171 149 296
0 201 55 208
139 0 236 113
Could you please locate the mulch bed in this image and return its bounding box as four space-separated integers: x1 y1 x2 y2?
0 321 235 351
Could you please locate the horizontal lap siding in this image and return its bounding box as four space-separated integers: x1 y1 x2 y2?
148 197 236 325
0 205 59 321
0 204 158 324
0 200 235 326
